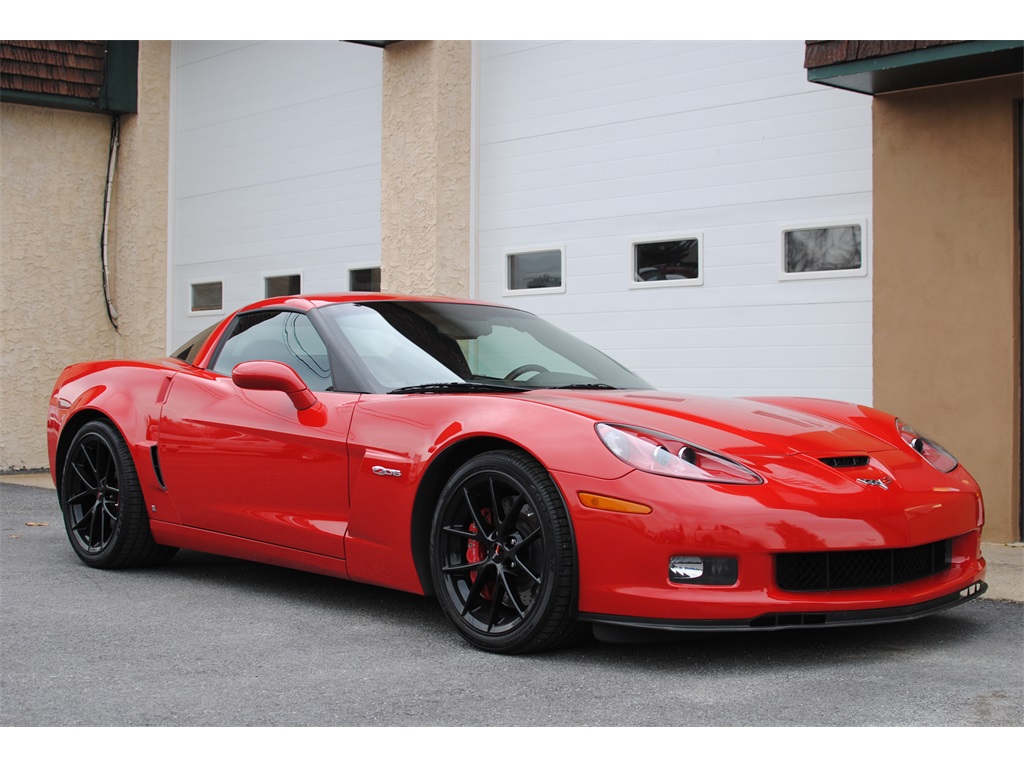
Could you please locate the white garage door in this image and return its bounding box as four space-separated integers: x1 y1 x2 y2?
169 41 382 351
475 40 873 403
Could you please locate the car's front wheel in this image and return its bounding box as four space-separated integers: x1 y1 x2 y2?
430 449 581 653
60 420 176 568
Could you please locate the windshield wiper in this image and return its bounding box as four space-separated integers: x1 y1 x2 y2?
388 381 527 395
547 383 619 390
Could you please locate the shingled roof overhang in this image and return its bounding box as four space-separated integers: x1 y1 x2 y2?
806 40 1023 95
0 40 138 114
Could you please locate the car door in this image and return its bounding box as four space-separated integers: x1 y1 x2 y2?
157 309 357 559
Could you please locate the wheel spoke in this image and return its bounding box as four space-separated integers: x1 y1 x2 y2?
102 501 118 526
461 487 493 539
100 503 109 548
441 524 477 541
460 569 489 617
442 559 485 575
72 502 98 534
70 459 94 490
80 442 99 481
496 492 525 538
67 488 95 505
511 557 541 585
486 574 507 630
500 571 528 618
510 525 540 552
90 500 103 547
487 478 506 533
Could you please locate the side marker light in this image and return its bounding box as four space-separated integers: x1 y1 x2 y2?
577 492 652 515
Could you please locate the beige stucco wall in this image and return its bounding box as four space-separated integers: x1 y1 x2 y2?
379 40 472 298
0 41 170 471
873 74 1022 542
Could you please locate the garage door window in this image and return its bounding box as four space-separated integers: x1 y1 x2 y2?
506 249 564 294
265 273 302 298
190 281 223 314
350 266 381 292
781 223 866 279
632 236 702 287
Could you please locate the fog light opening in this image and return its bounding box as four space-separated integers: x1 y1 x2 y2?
669 555 738 585
670 556 704 580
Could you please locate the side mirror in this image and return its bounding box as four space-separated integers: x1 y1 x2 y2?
231 360 318 410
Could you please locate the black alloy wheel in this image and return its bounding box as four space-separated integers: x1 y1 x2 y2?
61 420 176 568
430 449 582 653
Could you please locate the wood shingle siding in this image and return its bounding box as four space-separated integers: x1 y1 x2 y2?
0 41 106 99
803 41 963 68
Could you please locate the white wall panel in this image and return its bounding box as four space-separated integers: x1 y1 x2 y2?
169 41 382 350
475 41 873 403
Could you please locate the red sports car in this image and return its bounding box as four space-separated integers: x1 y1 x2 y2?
47 294 987 653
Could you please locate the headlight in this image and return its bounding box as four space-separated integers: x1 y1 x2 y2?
596 423 762 485
896 419 958 473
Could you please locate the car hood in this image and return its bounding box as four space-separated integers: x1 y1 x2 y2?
520 389 897 459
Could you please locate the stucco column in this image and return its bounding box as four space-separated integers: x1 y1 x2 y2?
111 40 171 360
872 74 1022 542
0 41 170 471
379 40 472 297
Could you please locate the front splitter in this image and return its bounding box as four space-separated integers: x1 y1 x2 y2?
583 581 987 643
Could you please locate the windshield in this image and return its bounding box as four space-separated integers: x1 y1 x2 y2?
319 301 652 393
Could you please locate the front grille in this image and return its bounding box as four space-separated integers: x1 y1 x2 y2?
776 539 952 592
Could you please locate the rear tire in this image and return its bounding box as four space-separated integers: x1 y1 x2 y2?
60 420 176 568
430 449 580 653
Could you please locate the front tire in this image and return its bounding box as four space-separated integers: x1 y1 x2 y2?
430 449 580 653
60 420 176 568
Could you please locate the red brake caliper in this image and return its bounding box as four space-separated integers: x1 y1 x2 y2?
466 509 493 599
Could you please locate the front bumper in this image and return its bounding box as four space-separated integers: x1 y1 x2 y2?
554 460 987 625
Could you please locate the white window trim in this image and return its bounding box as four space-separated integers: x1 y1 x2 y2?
503 245 566 296
262 269 304 298
629 233 704 289
347 261 382 292
188 278 226 317
778 219 869 281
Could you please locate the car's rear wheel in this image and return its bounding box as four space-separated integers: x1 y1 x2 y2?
430 449 581 653
60 420 176 568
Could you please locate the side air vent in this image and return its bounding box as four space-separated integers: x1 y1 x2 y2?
819 455 870 468
150 445 166 490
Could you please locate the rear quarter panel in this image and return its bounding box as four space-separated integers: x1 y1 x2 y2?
49 359 190 525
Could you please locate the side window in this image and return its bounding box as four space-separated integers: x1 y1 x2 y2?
211 311 333 392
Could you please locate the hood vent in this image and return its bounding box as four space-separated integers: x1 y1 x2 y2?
819 455 870 468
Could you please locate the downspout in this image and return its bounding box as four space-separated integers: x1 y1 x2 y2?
101 114 120 330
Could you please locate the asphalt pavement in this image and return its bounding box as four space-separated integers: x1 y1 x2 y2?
2 479 1022 728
